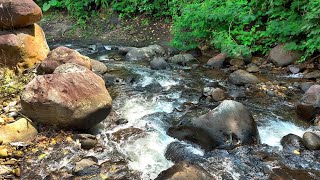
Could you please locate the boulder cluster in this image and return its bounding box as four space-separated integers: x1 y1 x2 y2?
0 0 49 71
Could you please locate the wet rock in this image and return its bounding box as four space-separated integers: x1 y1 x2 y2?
155 161 213 180
115 118 128 125
0 118 38 143
150 57 169 70
202 87 213 97
37 46 92 74
205 81 219 88
73 134 98 150
100 160 139 180
91 59 108 75
103 73 124 86
21 68 112 130
246 64 260 73
288 65 300 74
296 85 320 121
268 44 302 67
299 82 314 92
125 47 156 61
0 24 49 71
206 53 227 68
168 54 195 65
118 46 137 55
168 100 260 150
280 134 305 153
74 157 99 176
229 70 259 85
0 0 42 29
304 70 320 79
302 132 320 150
165 141 204 163
211 88 226 102
271 167 320 180
147 44 166 55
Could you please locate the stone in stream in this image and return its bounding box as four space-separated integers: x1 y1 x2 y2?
211 88 226 102
0 24 49 71
125 45 165 61
168 53 195 66
229 69 260 85
0 0 42 29
0 118 38 144
74 157 99 176
91 59 108 75
304 70 320 79
206 53 227 68
296 85 320 122
150 57 169 70
268 44 302 67
155 161 214 180
37 46 92 74
299 82 314 92
21 65 112 130
246 64 260 73
280 134 305 153
72 134 98 150
302 132 320 150
168 100 260 151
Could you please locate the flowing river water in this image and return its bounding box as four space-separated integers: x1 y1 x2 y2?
22 42 320 179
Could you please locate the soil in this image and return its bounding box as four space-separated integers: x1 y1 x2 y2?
39 11 172 47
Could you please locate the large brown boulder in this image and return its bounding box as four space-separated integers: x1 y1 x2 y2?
21 65 112 130
0 0 42 29
296 85 320 122
168 100 260 150
268 44 302 67
155 161 214 180
37 46 92 74
0 24 49 71
0 118 38 143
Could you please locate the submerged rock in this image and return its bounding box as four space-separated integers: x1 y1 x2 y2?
296 85 320 122
268 44 302 67
168 100 260 150
229 70 259 85
21 67 112 130
155 161 214 180
37 46 92 74
302 132 320 150
150 57 169 70
0 0 42 29
0 118 38 143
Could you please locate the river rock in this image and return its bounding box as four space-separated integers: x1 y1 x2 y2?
125 47 156 61
91 59 108 75
187 47 202 58
155 161 213 180
147 44 166 55
0 24 49 71
206 53 227 68
246 64 260 73
280 134 305 153
230 59 245 67
288 65 300 74
74 157 99 176
37 46 92 74
0 118 38 144
296 85 320 121
150 57 169 70
168 100 260 150
211 88 226 102
302 132 320 150
168 54 195 65
0 0 42 29
304 70 320 79
268 44 302 67
299 82 314 92
73 134 98 150
21 68 112 130
229 70 259 85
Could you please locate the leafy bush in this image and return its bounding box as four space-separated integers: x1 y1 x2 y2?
171 0 320 61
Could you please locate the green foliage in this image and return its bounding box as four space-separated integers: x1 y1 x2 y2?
172 0 320 61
